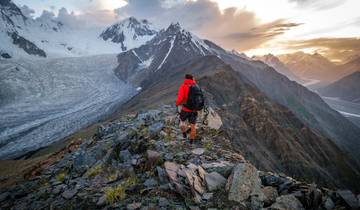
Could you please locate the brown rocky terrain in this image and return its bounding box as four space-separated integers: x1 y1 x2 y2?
1 106 359 210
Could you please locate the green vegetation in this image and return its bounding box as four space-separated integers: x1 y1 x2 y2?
55 171 67 183
105 176 139 204
105 185 126 204
203 141 213 151
85 164 103 178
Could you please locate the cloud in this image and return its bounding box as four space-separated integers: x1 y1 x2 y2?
20 5 35 18
288 0 346 10
282 37 360 62
116 0 301 51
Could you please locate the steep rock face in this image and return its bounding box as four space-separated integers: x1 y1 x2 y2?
114 23 216 86
117 55 360 191
318 72 360 102
198 68 360 190
218 52 360 161
9 32 46 57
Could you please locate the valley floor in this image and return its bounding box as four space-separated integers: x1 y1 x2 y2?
322 97 360 128
0 55 136 159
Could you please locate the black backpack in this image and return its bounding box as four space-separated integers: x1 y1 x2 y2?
184 85 205 111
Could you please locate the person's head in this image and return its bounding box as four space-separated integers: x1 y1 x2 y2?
185 74 193 80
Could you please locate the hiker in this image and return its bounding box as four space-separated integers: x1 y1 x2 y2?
176 74 205 144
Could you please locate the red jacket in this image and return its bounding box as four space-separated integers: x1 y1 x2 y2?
176 79 196 112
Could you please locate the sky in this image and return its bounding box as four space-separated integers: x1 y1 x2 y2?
13 0 360 62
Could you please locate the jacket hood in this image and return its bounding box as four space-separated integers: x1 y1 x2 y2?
183 79 196 85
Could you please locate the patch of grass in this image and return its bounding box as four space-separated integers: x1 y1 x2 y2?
107 172 118 183
55 171 67 183
85 164 103 178
139 127 149 137
203 141 213 151
105 185 126 204
104 176 139 204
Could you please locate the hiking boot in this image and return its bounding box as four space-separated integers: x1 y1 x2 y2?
182 132 187 138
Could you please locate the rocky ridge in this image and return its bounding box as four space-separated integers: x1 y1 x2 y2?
1 106 359 210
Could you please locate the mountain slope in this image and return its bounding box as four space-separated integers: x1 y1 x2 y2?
278 52 339 82
114 23 360 163
118 55 360 191
318 72 360 102
252 54 304 83
1 106 358 209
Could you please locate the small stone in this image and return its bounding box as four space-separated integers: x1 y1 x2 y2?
192 148 205 155
337 190 359 209
149 122 164 137
262 186 278 206
144 178 158 187
324 197 335 210
120 149 132 163
96 195 107 206
203 193 213 200
61 189 78 199
147 150 161 162
127 202 142 210
158 197 169 207
270 195 305 210
164 153 174 161
205 172 226 191
156 166 168 184
0 192 10 203
52 184 65 195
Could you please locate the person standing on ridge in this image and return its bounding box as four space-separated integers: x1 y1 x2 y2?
176 74 205 144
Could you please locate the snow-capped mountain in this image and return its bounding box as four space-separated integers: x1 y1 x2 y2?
0 1 158 59
114 22 219 83
100 17 157 51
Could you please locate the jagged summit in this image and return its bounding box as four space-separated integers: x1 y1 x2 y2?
100 17 157 51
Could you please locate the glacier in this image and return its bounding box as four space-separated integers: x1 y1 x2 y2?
0 54 136 159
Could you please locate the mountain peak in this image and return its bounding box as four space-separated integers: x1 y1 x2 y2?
100 17 157 51
166 22 182 33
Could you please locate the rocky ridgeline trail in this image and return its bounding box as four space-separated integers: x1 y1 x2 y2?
1 106 359 210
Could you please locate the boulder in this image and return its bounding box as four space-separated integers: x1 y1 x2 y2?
202 161 234 178
262 186 278 206
61 189 78 200
120 149 132 163
96 195 107 207
206 107 223 130
337 190 359 209
73 149 97 175
164 162 180 183
191 148 205 155
146 150 162 169
226 163 262 202
127 202 142 210
149 122 164 137
144 178 158 188
205 172 226 191
323 197 335 210
270 195 305 210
